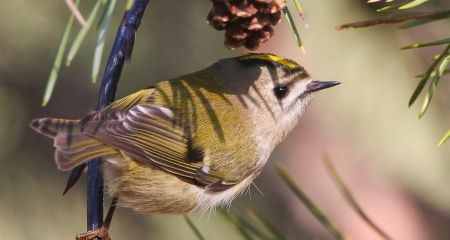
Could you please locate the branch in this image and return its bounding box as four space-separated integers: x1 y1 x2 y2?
86 0 149 236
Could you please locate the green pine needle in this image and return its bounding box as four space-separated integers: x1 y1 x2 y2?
337 11 450 31
96 0 110 30
398 10 450 29
399 0 432 10
42 0 79 106
408 44 450 107
276 165 346 240
184 215 205 240
282 7 305 54
401 37 450 50
236 214 272 240
341 0 450 144
221 211 255 240
290 0 309 28
322 154 394 240
437 128 450 147
415 69 450 78
126 0 135 10
221 210 272 240
92 0 117 83
247 210 287 240
419 53 450 118
377 2 406 12
66 0 101 67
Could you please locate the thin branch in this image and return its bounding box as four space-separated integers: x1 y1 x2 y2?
86 0 149 237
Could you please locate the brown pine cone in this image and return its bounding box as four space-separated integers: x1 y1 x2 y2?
206 0 286 50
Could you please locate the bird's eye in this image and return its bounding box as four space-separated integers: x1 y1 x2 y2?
274 85 289 99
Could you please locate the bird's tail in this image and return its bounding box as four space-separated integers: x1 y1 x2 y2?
29 118 119 171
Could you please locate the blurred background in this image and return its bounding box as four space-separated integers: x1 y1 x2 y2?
1 0 450 239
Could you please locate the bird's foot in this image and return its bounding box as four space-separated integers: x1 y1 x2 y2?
75 227 111 240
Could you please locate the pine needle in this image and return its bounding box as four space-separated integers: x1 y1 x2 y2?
66 0 102 67
276 165 346 240
223 210 272 239
408 44 450 107
398 10 450 29
336 11 446 30
290 0 309 28
401 37 450 50
282 7 305 54
322 154 394 240
221 211 255 240
64 0 87 27
437 128 450 147
126 0 135 10
247 210 287 240
184 215 205 240
92 0 117 83
415 69 450 78
42 0 79 106
419 53 450 118
377 3 406 12
399 0 432 9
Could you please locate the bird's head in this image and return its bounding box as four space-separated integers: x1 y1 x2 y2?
207 53 340 147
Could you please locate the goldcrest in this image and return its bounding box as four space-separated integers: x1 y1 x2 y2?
30 53 339 214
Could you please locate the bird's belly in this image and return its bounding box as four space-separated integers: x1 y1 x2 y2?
103 157 254 214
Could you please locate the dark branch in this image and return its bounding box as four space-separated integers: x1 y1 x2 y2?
88 0 149 235
62 0 150 237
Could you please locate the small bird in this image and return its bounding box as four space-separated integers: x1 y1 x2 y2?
30 53 339 239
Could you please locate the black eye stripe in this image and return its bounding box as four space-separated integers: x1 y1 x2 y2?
274 85 289 99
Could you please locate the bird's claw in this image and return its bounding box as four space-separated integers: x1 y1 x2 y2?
75 227 111 240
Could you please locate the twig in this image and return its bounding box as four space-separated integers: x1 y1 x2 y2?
86 0 149 237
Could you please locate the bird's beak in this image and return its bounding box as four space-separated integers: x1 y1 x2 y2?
305 81 340 93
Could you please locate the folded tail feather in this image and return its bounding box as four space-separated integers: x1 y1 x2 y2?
30 118 120 171
30 118 79 138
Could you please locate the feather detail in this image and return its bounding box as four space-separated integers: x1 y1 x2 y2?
54 133 119 171
30 117 120 171
29 118 79 138
82 104 209 183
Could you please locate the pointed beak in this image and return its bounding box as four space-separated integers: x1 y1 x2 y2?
305 81 340 93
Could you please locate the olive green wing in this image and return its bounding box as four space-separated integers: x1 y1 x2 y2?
83 88 234 191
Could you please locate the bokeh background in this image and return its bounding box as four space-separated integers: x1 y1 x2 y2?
1 0 450 239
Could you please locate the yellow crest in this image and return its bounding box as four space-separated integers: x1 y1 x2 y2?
237 53 299 70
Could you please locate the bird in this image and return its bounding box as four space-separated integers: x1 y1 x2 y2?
30 53 339 239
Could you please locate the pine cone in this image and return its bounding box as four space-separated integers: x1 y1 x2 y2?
207 0 286 50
